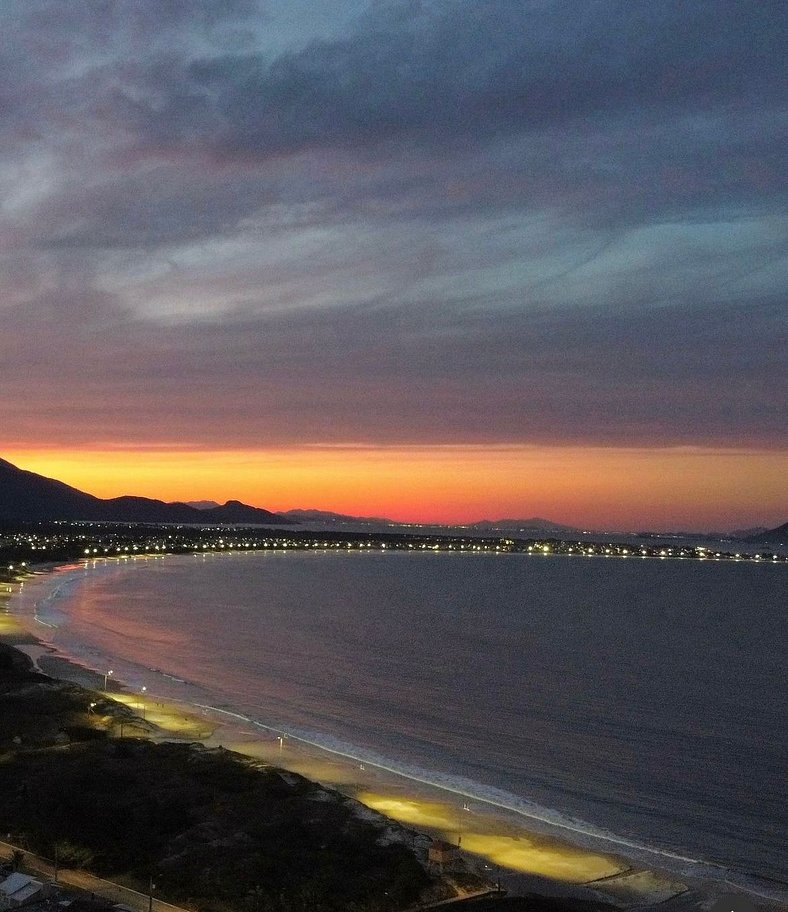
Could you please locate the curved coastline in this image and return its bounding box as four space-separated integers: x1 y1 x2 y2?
4 554 788 909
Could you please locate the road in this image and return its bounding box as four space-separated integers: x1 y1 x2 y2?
0 840 191 912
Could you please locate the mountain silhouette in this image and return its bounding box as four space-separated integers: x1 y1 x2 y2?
0 457 292 525
748 521 788 545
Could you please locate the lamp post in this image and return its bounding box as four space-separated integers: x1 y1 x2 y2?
458 802 470 847
140 686 147 720
104 669 113 691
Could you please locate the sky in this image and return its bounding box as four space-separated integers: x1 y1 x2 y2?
1 0 786 530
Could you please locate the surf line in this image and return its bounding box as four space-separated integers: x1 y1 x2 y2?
191 702 711 873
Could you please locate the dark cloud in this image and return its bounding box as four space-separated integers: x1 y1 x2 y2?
109 1 785 154
0 0 785 453
1 0 779 258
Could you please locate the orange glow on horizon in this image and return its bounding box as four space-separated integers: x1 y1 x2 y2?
4 444 786 532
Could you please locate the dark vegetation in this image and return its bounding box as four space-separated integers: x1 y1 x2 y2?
0 643 133 746
0 644 432 912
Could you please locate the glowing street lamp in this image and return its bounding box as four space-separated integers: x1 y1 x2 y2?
458 802 471 847
140 685 147 720
104 669 114 691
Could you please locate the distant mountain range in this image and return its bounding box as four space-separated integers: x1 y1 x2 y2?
281 508 396 524
279 510 581 535
465 517 580 534
1 455 784 542
0 457 293 526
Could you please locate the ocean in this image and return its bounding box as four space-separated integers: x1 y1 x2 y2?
9 550 788 892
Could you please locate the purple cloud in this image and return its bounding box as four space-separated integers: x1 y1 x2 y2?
0 0 785 453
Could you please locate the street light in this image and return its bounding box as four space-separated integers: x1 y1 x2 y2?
458 802 471 847
88 702 97 715
104 669 114 691
140 686 147 720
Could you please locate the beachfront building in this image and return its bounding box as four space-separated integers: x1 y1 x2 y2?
427 839 460 872
0 873 49 909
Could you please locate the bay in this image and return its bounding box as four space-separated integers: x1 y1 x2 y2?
12 550 788 886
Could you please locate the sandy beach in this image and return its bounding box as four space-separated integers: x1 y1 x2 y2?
2 567 784 911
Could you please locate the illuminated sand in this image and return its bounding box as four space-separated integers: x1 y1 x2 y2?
201 734 640 891
356 794 622 882
189 731 700 908
0 593 37 642
107 691 215 740
0 609 620 890
0 611 26 637
105 691 628 888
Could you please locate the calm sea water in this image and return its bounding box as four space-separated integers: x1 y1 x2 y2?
11 551 788 889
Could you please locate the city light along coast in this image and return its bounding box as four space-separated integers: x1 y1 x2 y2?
1 520 785 583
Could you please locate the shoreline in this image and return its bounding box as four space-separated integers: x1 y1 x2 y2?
2 559 786 910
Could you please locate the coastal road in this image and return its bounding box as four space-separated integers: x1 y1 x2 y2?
0 840 192 912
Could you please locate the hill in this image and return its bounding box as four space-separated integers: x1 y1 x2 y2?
468 517 580 534
749 521 788 545
0 457 292 526
281 508 395 524
282 511 580 535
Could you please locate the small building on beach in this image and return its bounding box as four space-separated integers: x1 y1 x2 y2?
0 872 49 909
427 839 460 870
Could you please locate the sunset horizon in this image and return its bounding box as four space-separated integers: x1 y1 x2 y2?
3 444 785 532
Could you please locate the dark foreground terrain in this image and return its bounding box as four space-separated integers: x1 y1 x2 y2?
0 642 436 912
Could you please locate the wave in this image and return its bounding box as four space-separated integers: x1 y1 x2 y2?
189 701 788 904
33 572 86 628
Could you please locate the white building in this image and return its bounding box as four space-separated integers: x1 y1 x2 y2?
0 873 48 909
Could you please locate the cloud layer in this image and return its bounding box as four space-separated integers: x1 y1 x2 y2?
1 0 786 451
